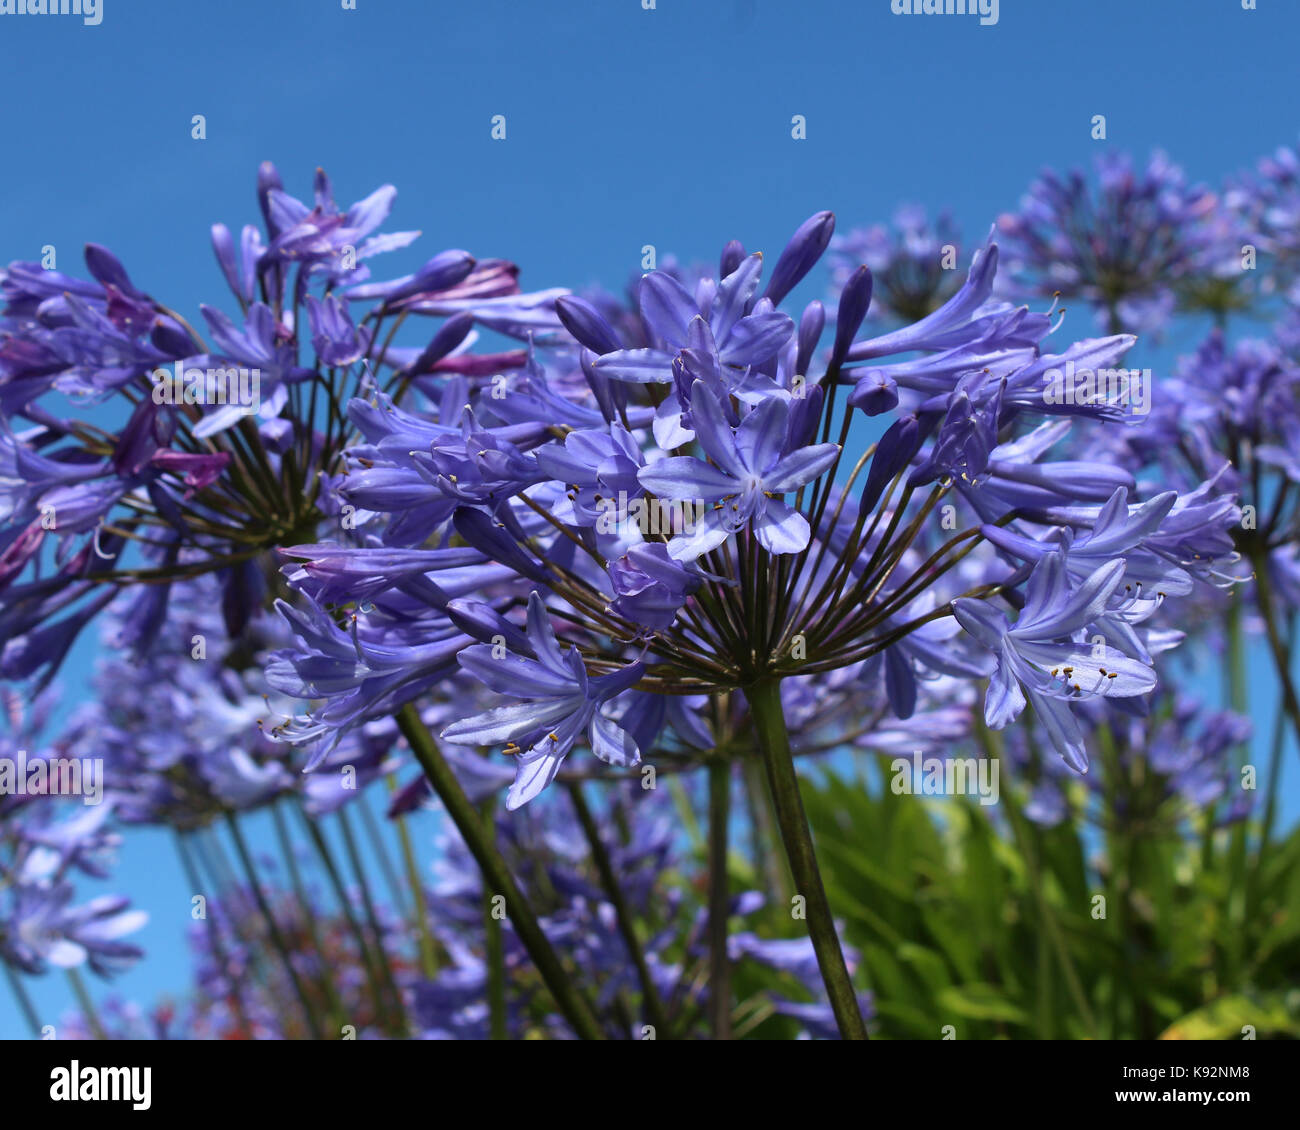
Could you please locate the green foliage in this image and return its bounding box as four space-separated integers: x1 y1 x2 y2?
797 759 1300 1040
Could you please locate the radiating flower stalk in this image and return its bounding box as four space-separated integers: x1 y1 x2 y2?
3 147 1298 1040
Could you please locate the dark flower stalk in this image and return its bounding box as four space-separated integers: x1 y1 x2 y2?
224 812 325 1039
748 678 867 1040
395 704 605 1040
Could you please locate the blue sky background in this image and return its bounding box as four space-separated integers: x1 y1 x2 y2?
2 0 1298 1037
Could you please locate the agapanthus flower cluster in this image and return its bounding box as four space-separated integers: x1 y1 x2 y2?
1230 138 1300 294
0 155 1271 1042
828 204 964 325
999 690 1254 831
996 151 1233 334
265 211 1233 812
0 162 551 690
0 689 146 984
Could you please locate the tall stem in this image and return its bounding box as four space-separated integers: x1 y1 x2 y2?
1256 615 1294 907
567 782 670 1035
270 806 346 1029
357 795 411 917
297 808 397 1031
67 969 106 1040
1254 554 1300 764
707 758 733 1040
480 796 509 1040
396 704 605 1040
336 807 407 1031
225 813 325 1039
746 679 868 1040
4 963 41 1038
386 775 439 980
175 831 255 1036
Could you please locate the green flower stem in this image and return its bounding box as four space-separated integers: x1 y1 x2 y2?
1253 614 1293 916
707 758 734 1040
480 796 509 1040
174 830 255 1037
67 969 106 1040
1225 591 1251 956
357 795 411 918
747 678 868 1040
396 704 605 1040
4 962 41 1038
1253 554 1300 764
297 807 400 1035
567 782 670 1036
270 805 347 1030
189 832 276 990
386 774 440 980
225 813 326 1040
336 806 408 1032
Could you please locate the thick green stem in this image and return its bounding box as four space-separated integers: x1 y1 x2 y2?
746 679 868 1040
480 797 509 1040
707 758 733 1040
396 704 605 1040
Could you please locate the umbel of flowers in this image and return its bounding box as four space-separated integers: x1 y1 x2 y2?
0 160 1246 1039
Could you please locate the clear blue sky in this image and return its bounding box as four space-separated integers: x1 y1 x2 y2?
2 0 1298 1037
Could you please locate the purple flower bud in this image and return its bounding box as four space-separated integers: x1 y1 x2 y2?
580 348 621 424
720 239 747 280
555 295 623 355
444 597 531 651
84 244 144 301
848 371 898 416
452 507 551 584
386 773 432 818
832 265 873 368
257 160 286 237
764 210 835 306
860 413 926 514
788 381 825 448
113 398 173 476
149 316 195 359
795 300 825 377
388 250 476 304
406 311 476 375
211 223 241 301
